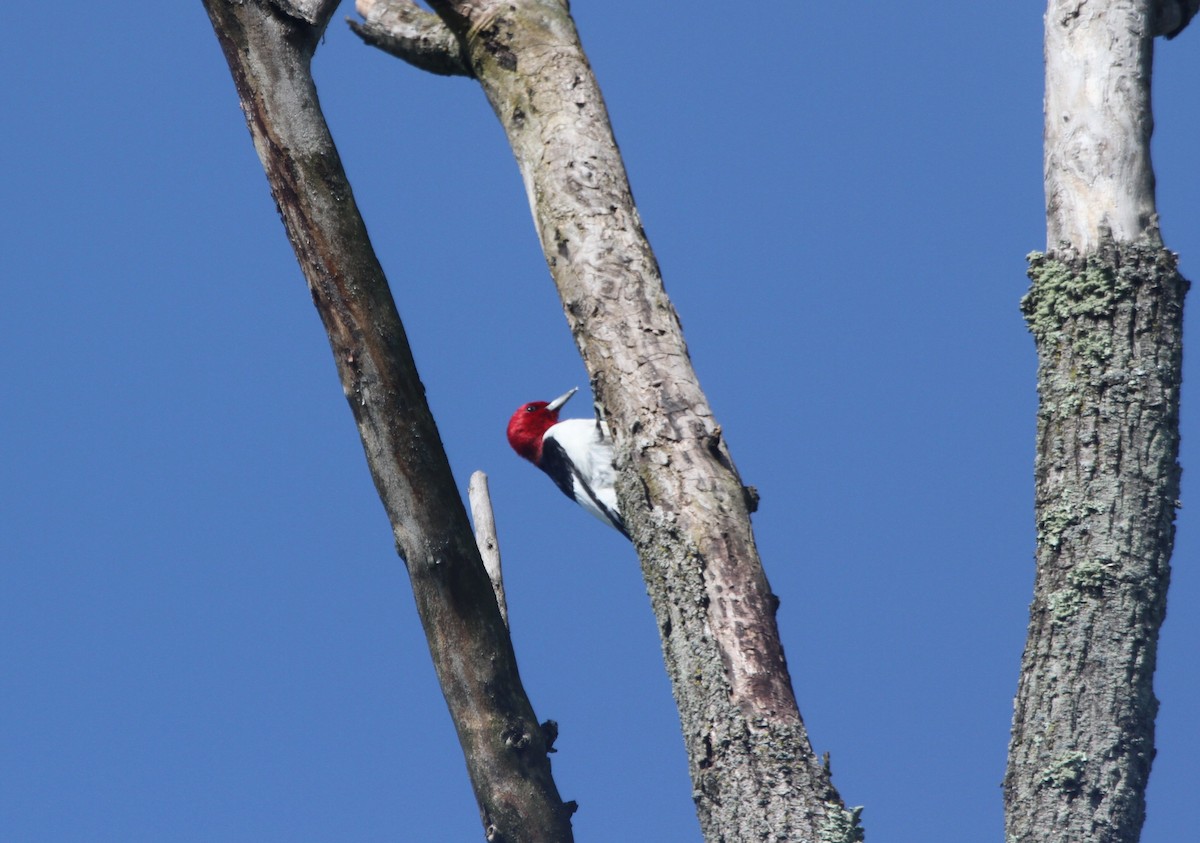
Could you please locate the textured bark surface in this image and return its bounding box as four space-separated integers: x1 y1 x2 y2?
202 3 574 841
349 0 470 77
1009 244 1184 843
355 2 860 840
1007 3 1187 841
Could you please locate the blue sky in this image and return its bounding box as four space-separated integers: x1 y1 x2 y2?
2 3 1197 841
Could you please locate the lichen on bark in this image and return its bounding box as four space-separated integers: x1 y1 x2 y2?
1006 238 1187 842
1023 248 1138 356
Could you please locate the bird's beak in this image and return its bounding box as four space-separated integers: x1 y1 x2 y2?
546 387 578 412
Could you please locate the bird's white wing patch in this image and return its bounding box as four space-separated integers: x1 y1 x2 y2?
543 418 624 532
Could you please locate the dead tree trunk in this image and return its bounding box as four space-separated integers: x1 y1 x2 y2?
1005 3 1187 841
202 2 574 840
352 2 860 841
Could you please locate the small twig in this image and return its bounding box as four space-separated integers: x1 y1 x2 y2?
469 471 508 628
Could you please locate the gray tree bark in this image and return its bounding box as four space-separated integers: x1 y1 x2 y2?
1005 3 1187 841
202 2 574 840
353 2 861 841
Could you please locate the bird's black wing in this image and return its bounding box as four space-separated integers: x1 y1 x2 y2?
539 438 630 539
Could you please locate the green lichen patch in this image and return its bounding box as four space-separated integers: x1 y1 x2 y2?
818 803 865 843
1036 492 1100 549
1068 558 1117 592
1021 251 1134 356
1069 332 1113 363
1047 587 1083 623
1038 750 1088 792
1036 389 1084 420
1044 559 1117 624
1022 243 1186 364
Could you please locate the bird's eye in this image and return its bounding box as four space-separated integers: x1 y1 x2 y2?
526 405 537 412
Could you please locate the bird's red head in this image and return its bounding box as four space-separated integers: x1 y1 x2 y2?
506 387 577 464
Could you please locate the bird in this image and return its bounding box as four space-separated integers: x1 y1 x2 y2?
506 387 629 538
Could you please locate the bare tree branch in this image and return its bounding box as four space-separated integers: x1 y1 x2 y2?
202 2 573 840
355 1 860 840
469 471 508 628
1043 0 1158 251
1005 3 1187 841
351 0 471 77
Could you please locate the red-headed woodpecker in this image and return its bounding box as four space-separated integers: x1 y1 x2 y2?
506 387 629 538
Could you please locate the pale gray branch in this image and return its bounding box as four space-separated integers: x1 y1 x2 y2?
1043 0 1157 250
350 0 472 77
469 471 508 629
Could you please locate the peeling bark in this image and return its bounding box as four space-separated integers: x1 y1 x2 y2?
202 2 573 840
1006 3 1187 841
355 1 859 840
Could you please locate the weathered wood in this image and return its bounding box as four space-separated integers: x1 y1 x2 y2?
1006 3 1187 841
349 0 470 78
1043 0 1156 252
354 1 859 840
202 3 573 840
469 471 508 628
